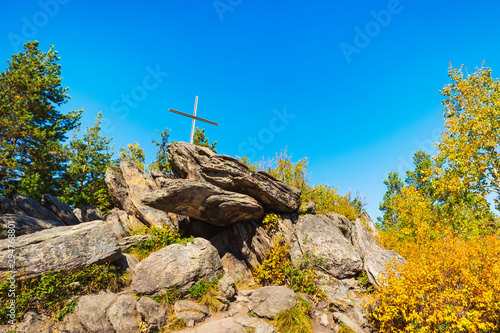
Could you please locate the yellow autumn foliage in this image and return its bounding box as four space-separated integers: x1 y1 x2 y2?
367 234 500 332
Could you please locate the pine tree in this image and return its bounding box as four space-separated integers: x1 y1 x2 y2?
193 127 217 153
0 41 81 199
150 128 171 174
62 112 114 211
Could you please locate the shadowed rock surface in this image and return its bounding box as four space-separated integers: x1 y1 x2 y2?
0 214 64 235
13 194 61 222
142 179 264 226
41 194 80 226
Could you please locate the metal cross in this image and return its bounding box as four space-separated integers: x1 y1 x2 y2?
168 96 218 144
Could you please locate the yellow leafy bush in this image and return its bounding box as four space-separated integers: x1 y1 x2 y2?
366 234 500 332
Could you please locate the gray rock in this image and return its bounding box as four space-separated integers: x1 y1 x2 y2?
326 212 353 242
0 221 121 278
0 197 26 215
0 311 54 333
332 312 364 333
221 252 255 285
105 208 144 239
217 274 236 299
255 321 277 333
142 179 264 227
189 317 247 333
299 201 316 215
174 300 210 323
119 234 153 252
56 312 86 333
75 292 118 333
136 296 168 330
132 238 223 296
81 206 104 222
120 253 139 276
105 167 134 213
248 286 297 319
167 142 301 213
351 218 405 286
73 208 83 222
167 141 215 180
120 158 175 228
41 194 80 225
13 194 61 222
1 214 64 235
150 169 166 179
108 294 141 333
291 215 363 279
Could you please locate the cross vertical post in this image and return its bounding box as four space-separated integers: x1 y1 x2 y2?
168 96 218 143
190 96 199 144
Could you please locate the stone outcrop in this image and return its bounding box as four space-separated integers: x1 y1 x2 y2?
248 286 298 319
132 238 223 296
0 221 121 278
13 194 61 222
291 214 363 279
351 218 406 286
0 197 26 215
174 300 210 324
41 194 80 226
167 142 301 213
105 160 174 229
142 179 264 226
0 214 64 235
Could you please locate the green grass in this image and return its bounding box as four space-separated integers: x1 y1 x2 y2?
272 297 313 333
0 263 130 324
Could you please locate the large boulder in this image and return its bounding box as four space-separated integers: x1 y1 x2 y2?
0 221 121 278
351 218 405 286
142 179 264 227
248 286 297 319
105 160 174 228
13 194 61 222
0 214 65 235
105 208 143 239
136 296 168 331
41 194 80 226
75 292 118 333
291 215 363 279
167 142 301 213
0 197 26 215
81 206 104 222
132 238 223 296
108 294 141 333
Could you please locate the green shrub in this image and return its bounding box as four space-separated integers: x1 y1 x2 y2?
125 226 193 260
253 237 326 299
0 263 130 323
188 275 224 311
262 213 280 231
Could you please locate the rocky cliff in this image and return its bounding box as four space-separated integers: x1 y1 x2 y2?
0 142 404 333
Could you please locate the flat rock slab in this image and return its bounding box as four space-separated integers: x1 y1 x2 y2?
174 300 210 323
291 214 363 279
108 294 141 333
351 218 406 286
0 214 64 235
142 179 264 226
132 238 223 296
167 142 301 213
0 221 121 278
41 194 80 226
248 286 297 319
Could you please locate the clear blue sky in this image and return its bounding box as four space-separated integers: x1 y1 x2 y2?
1 0 500 221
